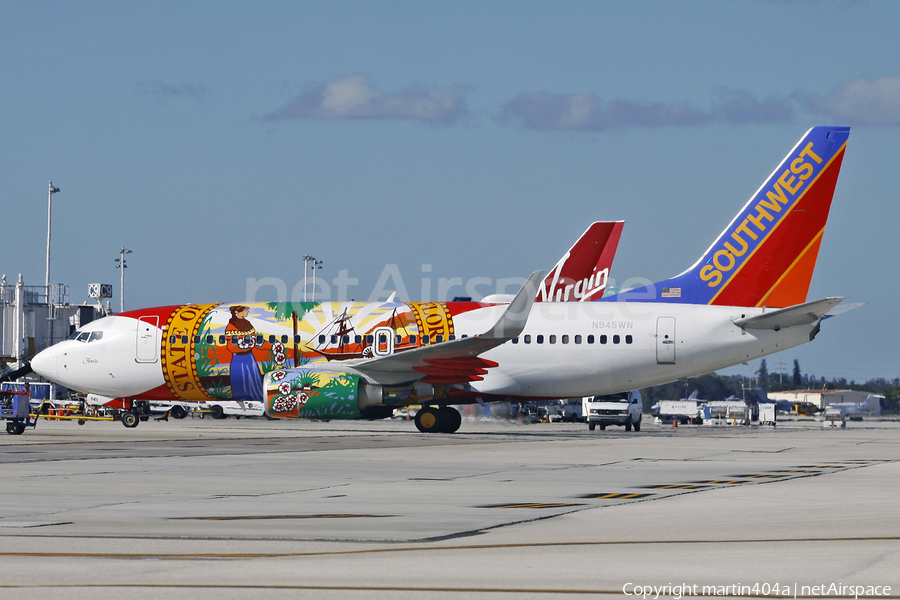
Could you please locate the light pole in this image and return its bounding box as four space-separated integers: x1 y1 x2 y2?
303 254 321 302
45 181 61 301
312 258 323 302
115 247 132 313
45 181 61 346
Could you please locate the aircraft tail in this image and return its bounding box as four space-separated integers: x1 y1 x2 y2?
607 127 849 307
537 221 624 302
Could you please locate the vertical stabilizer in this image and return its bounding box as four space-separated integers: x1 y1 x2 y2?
606 127 849 307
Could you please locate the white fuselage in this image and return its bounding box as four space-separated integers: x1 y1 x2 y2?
31 301 814 402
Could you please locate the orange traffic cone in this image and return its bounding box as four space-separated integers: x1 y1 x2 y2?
673 418 678 428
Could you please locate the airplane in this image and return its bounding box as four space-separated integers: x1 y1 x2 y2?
31 126 851 434
826 394 883 420
30 221 624 426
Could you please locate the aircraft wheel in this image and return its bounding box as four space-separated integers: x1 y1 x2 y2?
414 407 445 433
210 405 226 420
440 407 461 433
170 405 187 419
625 420 632 432
588 423 596 431
121 411 139 428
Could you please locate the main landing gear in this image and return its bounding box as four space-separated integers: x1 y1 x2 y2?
120 400 151 428
414 406 462 434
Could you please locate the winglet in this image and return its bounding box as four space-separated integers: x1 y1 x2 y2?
482 270 544 339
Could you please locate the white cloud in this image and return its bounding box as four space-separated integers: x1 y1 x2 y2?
499 89 794 131
803 77 900 126
265 76 469 124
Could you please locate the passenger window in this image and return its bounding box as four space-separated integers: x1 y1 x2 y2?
256 335 263 345
600 335 607 344
512 337 519 344
294 335 300 344
613 335 620 344
182 335 189 344
218 335 226 345
168 335 176 344
342 335 350 344
562 335 569 344
537 335 544 344
524 334 531 344
231 336 238 344
588 335 595 344
193 335 201 344
626 335 633 344
206 335 213 344
331 335 338 344
269 335 276 343
422 335 430 344
319 335 326 344
355 335 362 344
549 335 556 344
448 334 455 341
281 335 288 344
365 335 374 344
409 335 417 344
461 334 468 339
574 335 582 344
435 334 443 343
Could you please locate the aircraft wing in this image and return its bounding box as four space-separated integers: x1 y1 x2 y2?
352 271 543 383
733 297 844 331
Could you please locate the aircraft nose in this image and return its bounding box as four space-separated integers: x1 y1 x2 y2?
31 346 59 381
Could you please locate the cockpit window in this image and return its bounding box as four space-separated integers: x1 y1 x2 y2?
88 332 103 342
76 332 91 343
68 331 81 340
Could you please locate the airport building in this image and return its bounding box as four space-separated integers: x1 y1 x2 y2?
0 274 102 374
768 389 872 409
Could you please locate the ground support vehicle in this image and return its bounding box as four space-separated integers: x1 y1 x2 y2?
583 390 642 431
1 387 34 435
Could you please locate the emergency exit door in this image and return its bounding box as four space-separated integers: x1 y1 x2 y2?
656 316 676 364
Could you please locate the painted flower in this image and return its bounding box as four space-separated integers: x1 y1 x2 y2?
274 352 286 365
271 371 286 381
273 394 298 413
273 342 285 353
297 392 310 407
278 382 291 395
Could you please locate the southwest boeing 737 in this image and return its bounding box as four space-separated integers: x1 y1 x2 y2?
31 126 850 433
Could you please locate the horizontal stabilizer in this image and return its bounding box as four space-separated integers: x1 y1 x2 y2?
733 297 844 331
823 302 865 319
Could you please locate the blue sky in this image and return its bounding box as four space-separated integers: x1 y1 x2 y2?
2 1 898 382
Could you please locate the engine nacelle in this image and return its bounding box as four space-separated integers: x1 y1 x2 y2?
263 365 434 419
263 366 434 420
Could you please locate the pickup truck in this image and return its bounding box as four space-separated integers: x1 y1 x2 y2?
582 390 642 431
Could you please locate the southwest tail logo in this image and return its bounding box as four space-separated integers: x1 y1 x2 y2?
604 126 849 308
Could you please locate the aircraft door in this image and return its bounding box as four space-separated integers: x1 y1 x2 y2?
372 327 394 357
656 316 676 364
136 316 159 363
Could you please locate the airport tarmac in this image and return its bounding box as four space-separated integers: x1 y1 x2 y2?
1 416 898 599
